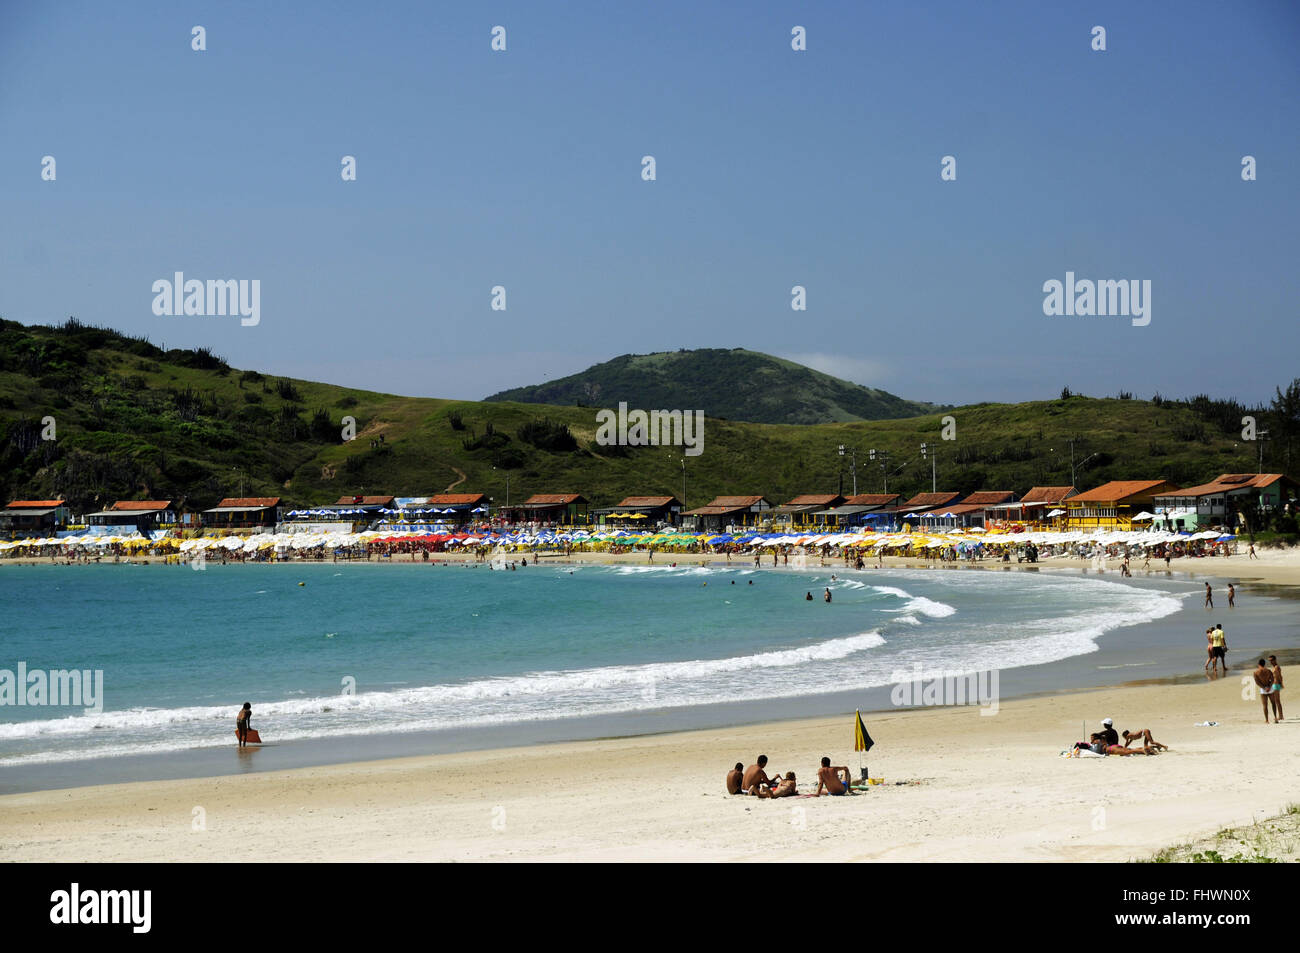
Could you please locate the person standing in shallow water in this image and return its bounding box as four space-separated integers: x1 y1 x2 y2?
824 587 832 603
1204 582 1213 608
236 703 252 747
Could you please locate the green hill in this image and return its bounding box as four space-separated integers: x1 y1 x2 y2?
485 349 945 424
0 319 1295 517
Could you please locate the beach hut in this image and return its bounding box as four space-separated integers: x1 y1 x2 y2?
1063 480 1179 531
682 496 773 534
1 499 69 538
1152 474 1298 533
509 493 589 526
590 495 683 528
773 494 845 528
85 500 178 534
202 497 281 530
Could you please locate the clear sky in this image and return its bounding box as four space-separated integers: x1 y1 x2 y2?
2 1 1297 407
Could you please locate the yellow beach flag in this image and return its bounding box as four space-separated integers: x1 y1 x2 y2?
854 709 874 753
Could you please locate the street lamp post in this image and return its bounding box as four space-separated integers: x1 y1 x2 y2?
680 457 687 511
838 445 857 496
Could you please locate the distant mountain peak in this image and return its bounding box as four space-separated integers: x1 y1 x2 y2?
485 348 944 425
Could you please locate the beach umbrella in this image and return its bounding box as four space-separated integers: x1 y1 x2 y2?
854 709 875 780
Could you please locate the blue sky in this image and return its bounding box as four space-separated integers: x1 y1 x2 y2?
2 1 1297 407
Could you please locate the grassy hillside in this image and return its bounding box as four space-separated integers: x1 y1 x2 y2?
485 348 946 424
0 319 1294 515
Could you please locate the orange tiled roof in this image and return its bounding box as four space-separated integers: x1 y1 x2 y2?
1068 480 1173 503
1158 474 1287 498
784 494 844 507
111 500 173 511
959 491 1015 505
706 496 769 508
6 500 64 508
844 493 900 506
335 495 394 506
521 493 586 505
1020 486 1078 504
215 497 280 508
616 496 678 507
902 492 960 508
426 493 486 505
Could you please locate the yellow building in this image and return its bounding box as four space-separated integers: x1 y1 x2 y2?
1063 480 1179 531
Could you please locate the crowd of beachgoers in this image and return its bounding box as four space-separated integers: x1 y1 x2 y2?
0 523 1250 565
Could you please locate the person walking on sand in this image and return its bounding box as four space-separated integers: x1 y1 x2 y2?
1253 660 1275 724
1249 543 1258 560
236 702 252 747
1204 627 1218 673
1204 581 1213 608
1268 655 1284 722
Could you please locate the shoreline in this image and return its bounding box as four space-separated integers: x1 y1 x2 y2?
3 675 1297 862
3 550 1297 861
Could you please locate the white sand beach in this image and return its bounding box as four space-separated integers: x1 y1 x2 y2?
3 672 1296 863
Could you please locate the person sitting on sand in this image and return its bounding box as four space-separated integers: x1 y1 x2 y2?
743 755 776 794
1098 718 1119 747
816 757 852 796
1253 660 1275 724
757 772 798 799
726 762 745 795
1121 729 1168 751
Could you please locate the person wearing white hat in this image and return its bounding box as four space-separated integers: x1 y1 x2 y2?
1099 719 1119 746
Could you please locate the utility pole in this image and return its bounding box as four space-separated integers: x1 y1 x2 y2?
920 443 936 492
838 445 857 495
1257 429 1269 474
869 449 891 493
681 457 687 511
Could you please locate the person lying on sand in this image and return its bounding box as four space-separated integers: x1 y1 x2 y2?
1106 742 1159 755
1121 729 1168 751
743 755 777 793
816 757 853 796
757 772 798 798
726 762 745 795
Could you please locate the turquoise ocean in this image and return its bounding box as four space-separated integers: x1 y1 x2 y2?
4 559 1252 772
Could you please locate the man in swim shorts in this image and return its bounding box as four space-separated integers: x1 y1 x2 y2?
816 757 852 795
1253 659 1275 724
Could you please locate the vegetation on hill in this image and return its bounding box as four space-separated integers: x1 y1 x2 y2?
485 348 947 425
1 319 1298 534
